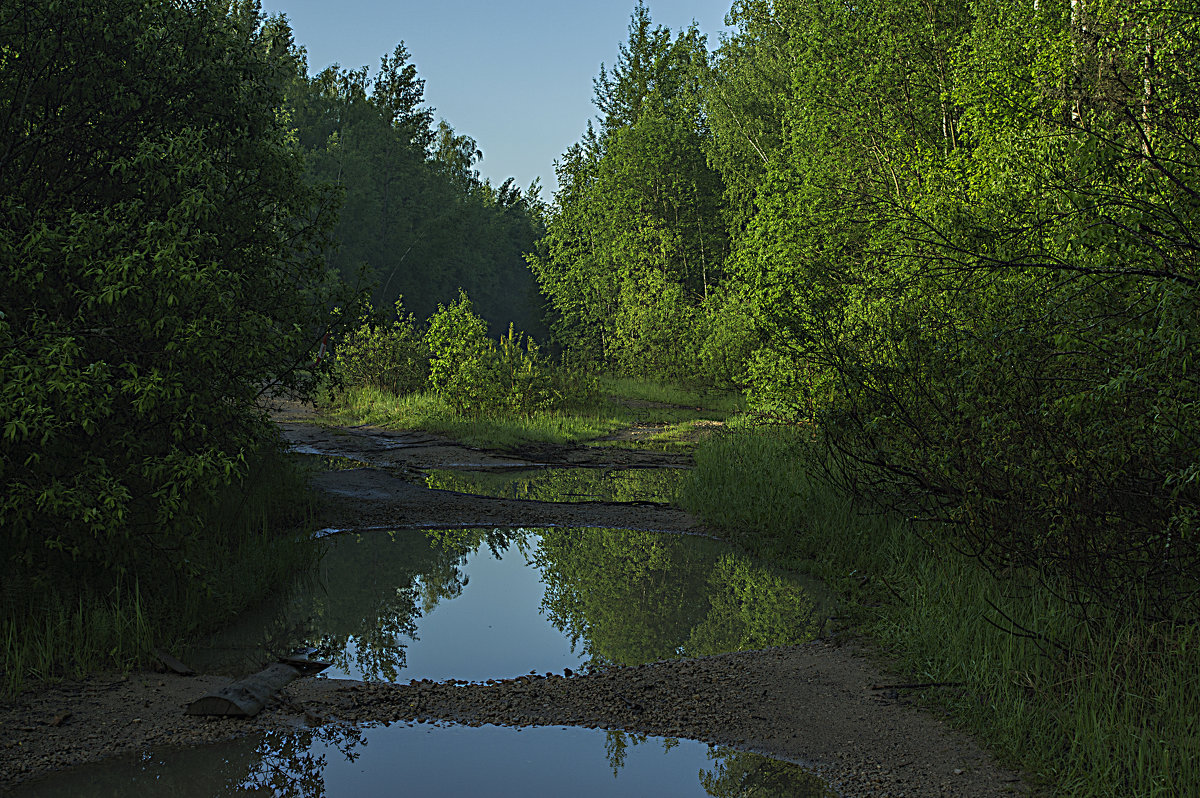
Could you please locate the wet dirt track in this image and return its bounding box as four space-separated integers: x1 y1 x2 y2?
0 404 1031 797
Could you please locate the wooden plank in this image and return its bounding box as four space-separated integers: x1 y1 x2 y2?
186 663 301 717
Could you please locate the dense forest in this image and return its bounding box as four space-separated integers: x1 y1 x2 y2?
282 34 547 334
534 0 1200 617
0 0 551 691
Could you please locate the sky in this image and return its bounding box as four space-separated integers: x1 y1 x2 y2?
259 0 734 198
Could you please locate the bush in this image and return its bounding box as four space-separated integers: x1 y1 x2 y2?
334 298 429 395
696 286 758 390
608 273 698 382
424 290 498 414
423 290 594 417
0 0 346 603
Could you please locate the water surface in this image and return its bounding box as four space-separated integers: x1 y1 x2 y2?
423 466 686 504
11 723 835 798
187 527 834 681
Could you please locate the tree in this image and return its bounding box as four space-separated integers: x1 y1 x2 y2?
0 0 347 592
290 46 547 335
530 6 728 380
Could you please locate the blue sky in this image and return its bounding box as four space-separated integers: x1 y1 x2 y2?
259 0 733 198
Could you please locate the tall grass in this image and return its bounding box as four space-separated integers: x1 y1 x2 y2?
681 426 1200 796
328 385 625 448
0 447 319 697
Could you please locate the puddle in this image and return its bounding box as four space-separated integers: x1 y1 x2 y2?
10 723 835 797
187 528 835 680
423 466 686 504
293 452 370 470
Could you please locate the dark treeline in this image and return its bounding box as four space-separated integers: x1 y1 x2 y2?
272 23 547 336
535 0 1200 618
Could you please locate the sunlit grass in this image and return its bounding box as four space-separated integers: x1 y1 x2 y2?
600 375 747 414
321 378 745 450
680 425 1200 796
324 385 625 448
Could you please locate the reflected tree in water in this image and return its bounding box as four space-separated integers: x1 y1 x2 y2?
536 529 822 665
536 528 714 664
686 555 821 655
243 725 367 798
424 468 684 504
701 747 834 798
300 529 519 680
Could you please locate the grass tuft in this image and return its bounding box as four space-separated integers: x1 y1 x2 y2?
322 378 745 450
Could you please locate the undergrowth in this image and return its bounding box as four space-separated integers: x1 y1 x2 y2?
680 425 1200 796
0 447 319 697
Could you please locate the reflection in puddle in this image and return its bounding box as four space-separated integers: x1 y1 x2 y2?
188 527 834 683
292 451 371 470
423 466 686 504
11 724 835 798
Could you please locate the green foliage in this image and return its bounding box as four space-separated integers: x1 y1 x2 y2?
334 299 429 395
608 273 698 381
530 4 727 378
288 41 547 335
695 0 1200 616
684 426 1200 796
423 291 591 417
425 291 505 415
695 286 757 389
0 0 348 622
2 448 318 695
534 526 823 666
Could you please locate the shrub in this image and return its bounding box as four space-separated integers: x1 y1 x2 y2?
423 290 595 417
424 290 497 414
334 298 429 395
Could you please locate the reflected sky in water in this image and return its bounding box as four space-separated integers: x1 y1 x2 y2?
11 724 835 798
19 526 840 798
188 527 834 685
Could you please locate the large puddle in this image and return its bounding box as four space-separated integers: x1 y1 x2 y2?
18 527 839 797
11 723 835 797
423 466 686 504
187 527 834 681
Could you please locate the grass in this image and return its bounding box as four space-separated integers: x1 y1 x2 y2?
599 375 747 414
321 378 744 451
324 385 626 447
680 425 1200 796
0 447 320 697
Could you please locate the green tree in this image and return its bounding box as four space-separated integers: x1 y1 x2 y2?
0 0 347 592
290 45 547 336
529 5 727 380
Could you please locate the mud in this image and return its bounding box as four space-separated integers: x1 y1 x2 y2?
0 401 1032 796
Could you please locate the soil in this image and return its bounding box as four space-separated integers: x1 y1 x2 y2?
0 401 1033 797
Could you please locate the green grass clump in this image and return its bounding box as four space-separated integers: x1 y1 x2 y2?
326 385 626 448
681 425 1200 796
601 375 746 414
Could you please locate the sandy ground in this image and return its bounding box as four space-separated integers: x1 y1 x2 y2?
0 405 1033 796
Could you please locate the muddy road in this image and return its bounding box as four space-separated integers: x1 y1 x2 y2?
0 404 1030 797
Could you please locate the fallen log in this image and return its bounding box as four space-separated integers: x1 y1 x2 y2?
186 662 301 717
